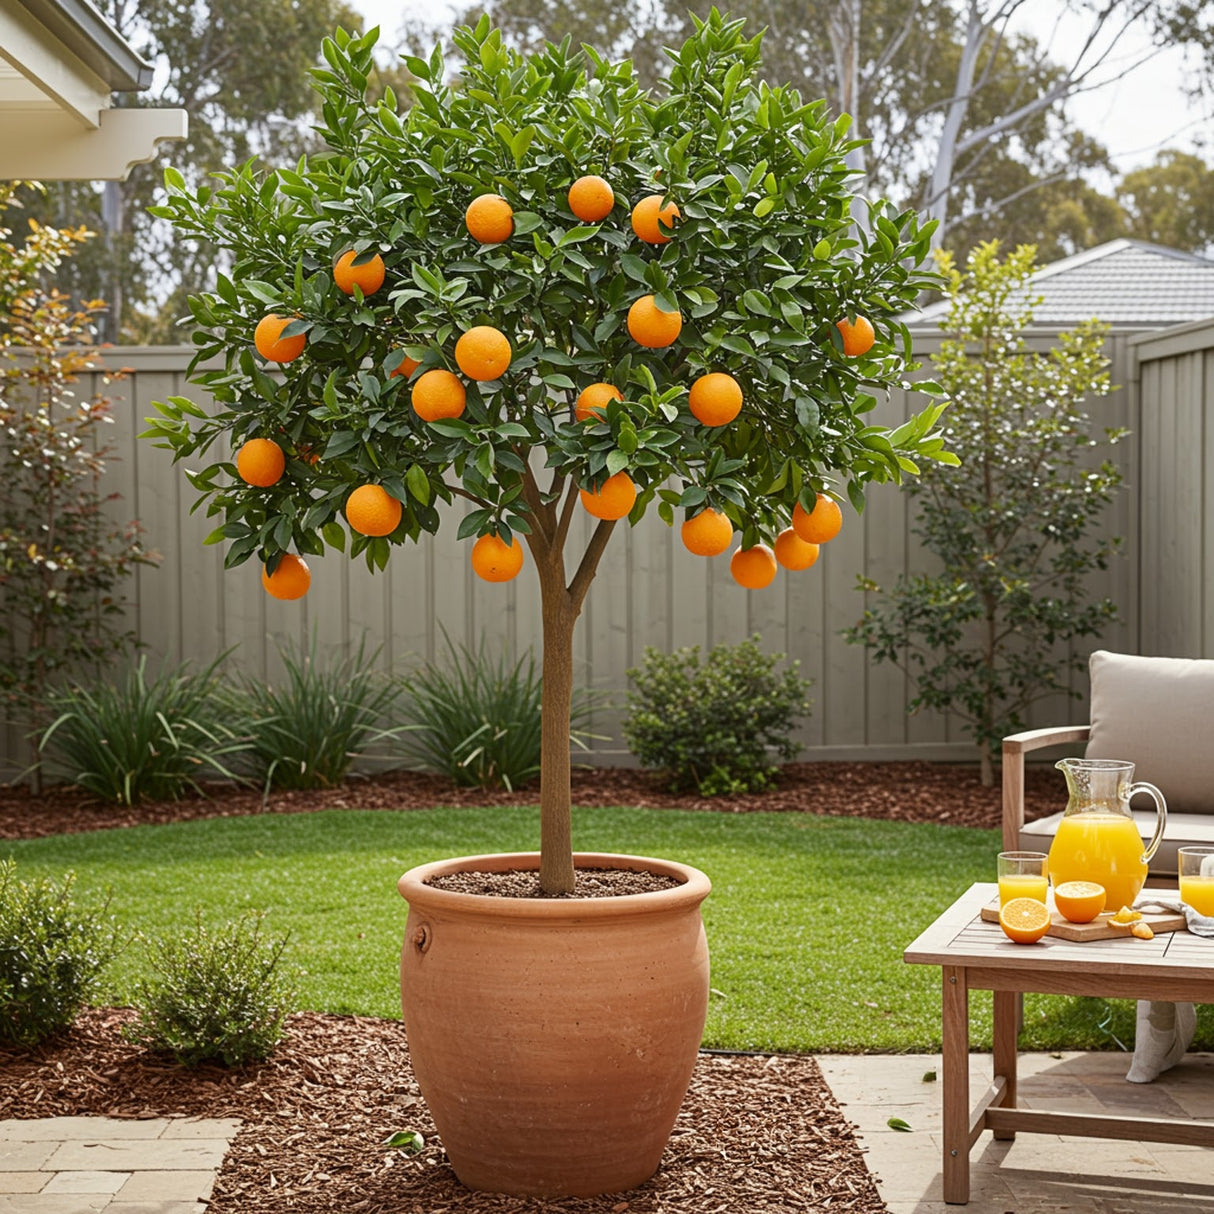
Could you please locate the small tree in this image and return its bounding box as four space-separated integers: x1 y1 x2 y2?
144 13 955 891
0 186 158 787
846 242 1124 786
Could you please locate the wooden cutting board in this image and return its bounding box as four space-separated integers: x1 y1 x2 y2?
980 899 1187 941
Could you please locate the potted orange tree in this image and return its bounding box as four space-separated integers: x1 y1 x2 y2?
145 11 953 1197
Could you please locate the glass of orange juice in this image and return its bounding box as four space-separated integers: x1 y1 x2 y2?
998 851 1049 906
1179 847 1214 917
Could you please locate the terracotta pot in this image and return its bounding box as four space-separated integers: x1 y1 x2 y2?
397 851 711 1197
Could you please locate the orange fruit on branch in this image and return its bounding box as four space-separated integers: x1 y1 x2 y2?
627 295 682 348
254 314 306 363
792 494 843 544
575 382 622 422
1052 881 1106 924
579 471 637 520
333 249 385 296
774 527 819 570
681 508 733 556
568 175 614 222
730 544 777 589
471 533 525 582
466 193 513 243
688 372 742 426
999 897 1051 943
236 438 285 487
631 194 680 243
262 553 310 600
346 484 403 537
389 352 420 380
411 369 466 421
836 315 876 357
455 326 512 381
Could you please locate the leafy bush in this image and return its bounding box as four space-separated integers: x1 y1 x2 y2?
37 655 247 805
126 911 296 1068
223 633 404 793
0 861 123 1046
400 635 598 791
623 636 812 795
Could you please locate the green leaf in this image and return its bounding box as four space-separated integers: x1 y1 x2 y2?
322 521 347 552
406 464 431 505
887 1118 912 1132
606 449 630 476
384 1131 425 1155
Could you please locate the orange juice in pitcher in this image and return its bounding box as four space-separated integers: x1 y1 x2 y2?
1047 759 1167 912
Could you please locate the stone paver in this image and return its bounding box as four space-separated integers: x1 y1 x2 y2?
821 1050 1214 1213
44 1140 229 1174
43 1173 130 1195
116 1172 215 1203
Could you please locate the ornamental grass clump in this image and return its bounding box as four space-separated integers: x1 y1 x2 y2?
624 636 812 795
0 861 123 1047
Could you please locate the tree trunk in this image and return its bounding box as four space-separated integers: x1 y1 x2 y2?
537 560 576 894
979 747 993 788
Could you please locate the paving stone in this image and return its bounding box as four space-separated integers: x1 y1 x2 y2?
159 1118 241 1141
0 1120 169 1143
44 1140 230 1173
0 1195 109 1213
116 1170 216 1202
0 1140 56 1170
105 1204 206 1214
0 1171 48 1193
42 1171 129 1195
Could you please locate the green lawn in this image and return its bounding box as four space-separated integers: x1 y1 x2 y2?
6 805 1209 1053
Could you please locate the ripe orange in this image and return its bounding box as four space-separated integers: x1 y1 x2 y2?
1052 881 1106 924
836 315 876 357
792 494 843 544
568 175 614 222
262 553 310 601
466 194 513 243
333 249 385 296
730 544 777 589
627 295 682 348
631 194 680 243
774 527 820 570
681 508 733 556
455 326 512 381
254 314 305 363
236 438 285 487
575 382 622 422
411 369 466 422
688 372 743 426
389 352 420 380
999 897 1051 944
579 471 637 520
346 484 402 537
471 533 524 582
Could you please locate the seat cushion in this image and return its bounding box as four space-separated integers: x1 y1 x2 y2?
1086 650 1214 813
1021 810 1214 879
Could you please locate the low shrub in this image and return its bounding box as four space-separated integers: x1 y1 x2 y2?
37 655 247 804
224 633 404 793
0 860 123 1046
126 911 297 1067
399 635 598 790
623 635 812 795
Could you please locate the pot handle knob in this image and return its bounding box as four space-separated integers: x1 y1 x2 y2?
411 922 432 954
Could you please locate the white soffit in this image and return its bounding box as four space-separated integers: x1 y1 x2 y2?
0 0 186 181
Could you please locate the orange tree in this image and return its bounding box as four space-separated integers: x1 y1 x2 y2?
145 12 955 892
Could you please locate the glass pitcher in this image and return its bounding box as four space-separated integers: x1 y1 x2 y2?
1047 758 1167 911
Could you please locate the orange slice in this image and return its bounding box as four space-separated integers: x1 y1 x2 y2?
999 897 1051 944
1053 881 1106 924
1109 905 1142 925
1130 922 1155 940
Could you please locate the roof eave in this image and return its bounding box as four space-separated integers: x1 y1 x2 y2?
13 0 153 91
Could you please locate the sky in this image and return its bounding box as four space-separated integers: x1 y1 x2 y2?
347 0 1211 175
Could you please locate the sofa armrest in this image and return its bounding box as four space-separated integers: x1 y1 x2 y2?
1001 725 1091 852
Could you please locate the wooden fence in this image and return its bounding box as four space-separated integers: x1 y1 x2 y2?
4 323 1168 772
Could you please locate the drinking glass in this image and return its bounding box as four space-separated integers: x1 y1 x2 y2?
1179 846 1214 917
998 851 1049 906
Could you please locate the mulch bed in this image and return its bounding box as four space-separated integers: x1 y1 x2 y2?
0 759 1068 1211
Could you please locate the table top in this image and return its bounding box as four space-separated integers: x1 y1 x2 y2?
905 883 1214 982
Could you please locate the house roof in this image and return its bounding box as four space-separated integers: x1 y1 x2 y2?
905 239 1214 330
0 0 186 180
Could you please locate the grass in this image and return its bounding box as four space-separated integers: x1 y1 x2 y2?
5 805 1209 1054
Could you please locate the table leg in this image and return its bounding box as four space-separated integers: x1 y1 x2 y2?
942 964 969 1204
992 989 1019 1140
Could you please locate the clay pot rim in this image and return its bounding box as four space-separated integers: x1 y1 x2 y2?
398 851 711 919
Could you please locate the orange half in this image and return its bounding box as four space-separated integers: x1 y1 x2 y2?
999 897 1051 944
1053 881 1106 924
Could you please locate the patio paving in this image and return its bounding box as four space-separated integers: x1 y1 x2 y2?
820 1050 1214 1213
0 1116 239 1213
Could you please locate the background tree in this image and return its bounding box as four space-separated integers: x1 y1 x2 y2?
1118 150 1214 252
145 13 955 892
0 186 158 788
845 243 1124 786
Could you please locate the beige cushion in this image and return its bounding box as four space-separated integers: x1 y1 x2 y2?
1085 650 1214 814
1021 810 1214 878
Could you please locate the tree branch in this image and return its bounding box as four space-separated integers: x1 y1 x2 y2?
568 517 617 615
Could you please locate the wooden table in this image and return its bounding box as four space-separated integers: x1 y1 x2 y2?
904 883 1214 1204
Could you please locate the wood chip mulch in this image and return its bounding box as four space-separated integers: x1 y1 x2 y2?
1 1008 885 1213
